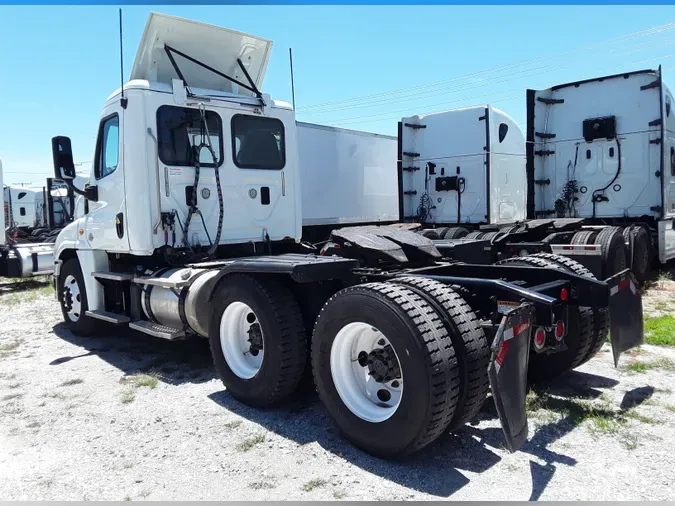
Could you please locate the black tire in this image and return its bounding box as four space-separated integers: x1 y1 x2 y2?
57 258 98 335
208 274 307 408
481 231 500 241
312 282 461 458
623 226 652 282
495 256 594 381
594 227 628 279
421 230 440 240
465 231 485 240
442 227 470 239
571 230 598 245
530 253 609 366
389 277 490 430
434 227 451 238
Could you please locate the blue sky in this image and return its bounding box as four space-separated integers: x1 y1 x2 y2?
1 5 675 186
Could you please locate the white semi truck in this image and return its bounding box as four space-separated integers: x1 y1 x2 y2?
49 12 642 459
407 68 675 283
1 159 77 278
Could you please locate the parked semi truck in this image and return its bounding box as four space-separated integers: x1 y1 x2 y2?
1 159 77 278
49 12 642 459
406 68 675 282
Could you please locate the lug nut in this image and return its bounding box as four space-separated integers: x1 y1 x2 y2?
378 339 386 346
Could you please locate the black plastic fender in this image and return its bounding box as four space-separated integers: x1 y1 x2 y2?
605 269 644 367
488 303 536 453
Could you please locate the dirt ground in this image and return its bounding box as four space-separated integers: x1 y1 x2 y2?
1 275 674 501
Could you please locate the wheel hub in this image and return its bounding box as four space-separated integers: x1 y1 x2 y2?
367 345 401 383
247 321 263 356
62 287 73 312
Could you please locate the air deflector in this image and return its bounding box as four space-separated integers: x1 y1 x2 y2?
130 12 272 97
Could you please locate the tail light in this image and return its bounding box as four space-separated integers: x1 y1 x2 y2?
533 327 546 350
560 288 569 301
554 321 565 340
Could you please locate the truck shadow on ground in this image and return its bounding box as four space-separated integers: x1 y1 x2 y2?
50 324 216 385
49 324 642 499
208 368 624 499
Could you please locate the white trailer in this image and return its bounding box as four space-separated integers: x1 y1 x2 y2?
47 12 642 460
297 122 398 229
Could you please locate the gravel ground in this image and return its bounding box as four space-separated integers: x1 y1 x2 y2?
1 276 674 501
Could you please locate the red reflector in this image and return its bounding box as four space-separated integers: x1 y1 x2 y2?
560 287 569 301
555 321 565 339
509 247 515 253
496 339 511 366
584 246 595 251
563 246 573 250
534 328 546 347
618 279 630 291
534 248 540 252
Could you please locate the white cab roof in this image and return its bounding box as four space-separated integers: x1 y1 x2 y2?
130 12 272 97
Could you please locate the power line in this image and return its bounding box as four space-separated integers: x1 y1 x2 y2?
301 34 675 118
325 51 675 126
298 20 675 113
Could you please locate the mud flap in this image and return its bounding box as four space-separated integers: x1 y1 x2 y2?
488 303 536 453
605 269 644 367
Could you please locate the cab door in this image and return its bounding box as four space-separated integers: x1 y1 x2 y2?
85 101 130 252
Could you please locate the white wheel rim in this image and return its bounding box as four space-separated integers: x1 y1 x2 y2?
63 274 82 322
330 322 403 423
219 302 264 380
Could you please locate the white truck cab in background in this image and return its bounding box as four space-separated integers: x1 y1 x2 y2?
399 105 526 229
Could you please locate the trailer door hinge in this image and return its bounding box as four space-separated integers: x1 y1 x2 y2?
403 123 426 129
535 132 556 139
650 138 662 145
535 178 551 185
649 118 662 127
535 150 555 156
651 205 662 213
656 170 662 178
403 151 420 157
402 166 420 172
536 97 564 105
404 190 418 196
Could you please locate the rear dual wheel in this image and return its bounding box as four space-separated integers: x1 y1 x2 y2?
312 282 470 458
495 255 595 382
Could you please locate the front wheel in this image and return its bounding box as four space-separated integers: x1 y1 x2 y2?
57 258 97 335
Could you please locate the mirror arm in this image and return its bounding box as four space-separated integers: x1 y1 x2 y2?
63 180 98 202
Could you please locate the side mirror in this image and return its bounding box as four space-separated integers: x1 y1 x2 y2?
51 136 76 181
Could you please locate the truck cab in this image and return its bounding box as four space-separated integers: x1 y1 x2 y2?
54 12 302 265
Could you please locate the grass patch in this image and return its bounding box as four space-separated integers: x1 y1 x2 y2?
333 491 347 499
657 271 673 283
625 410 656 424
27 421 40 429
60 378 84 387
248 480 276 490
620 433 639 450
302 478 328 492
665 404 675 413
121 391 135 404
121 373 159 390
236 434 266 452
123 462 134 470
224 420 242 429
623 361 649 374
643 315 675 346
0 341 22 352
42 391 67 401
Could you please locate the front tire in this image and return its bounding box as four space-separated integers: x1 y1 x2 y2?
57 258 97 335
312 282 461 458
208 274 307 408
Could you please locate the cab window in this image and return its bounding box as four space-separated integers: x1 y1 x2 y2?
95 114 120 179
157 106 223 167
231 115 285 170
